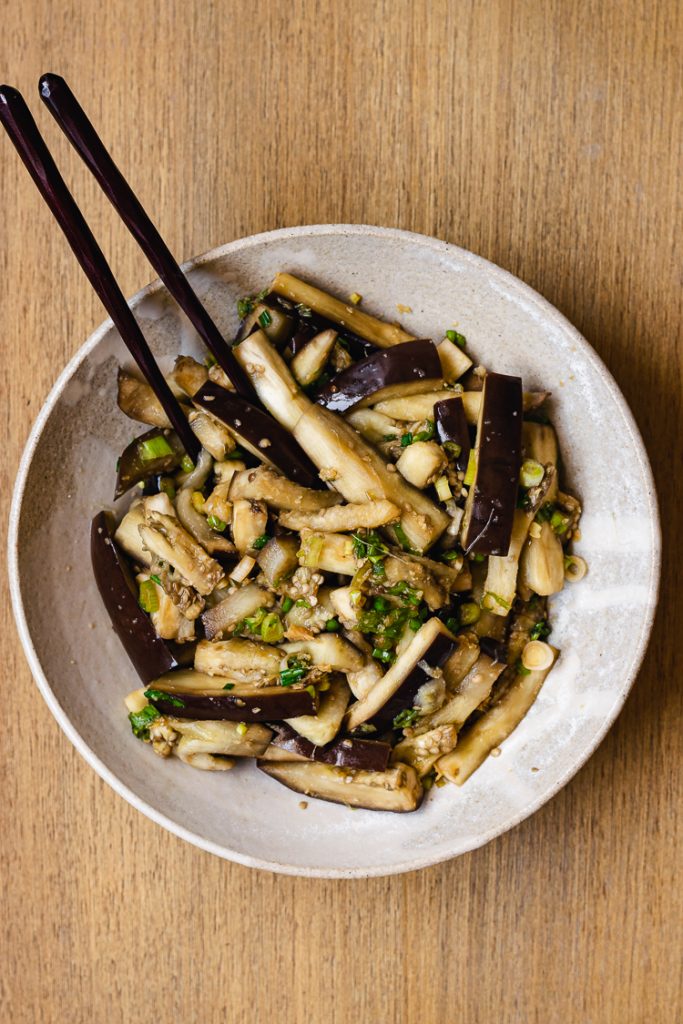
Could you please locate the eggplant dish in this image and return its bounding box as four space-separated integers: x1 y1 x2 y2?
94 273 585 813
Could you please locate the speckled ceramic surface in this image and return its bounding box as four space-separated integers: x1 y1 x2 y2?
8 225 660 877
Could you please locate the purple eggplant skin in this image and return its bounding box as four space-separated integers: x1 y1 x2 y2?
369 632 457 733
434 397 471 474
462 372 523 556
316 339 442 413
269 723 391 771
91 511 193 683
192 381 322 489
478 636 509 664
147 686 317 722
114 427 184 499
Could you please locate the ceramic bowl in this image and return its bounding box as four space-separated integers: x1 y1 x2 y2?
8 225 660 877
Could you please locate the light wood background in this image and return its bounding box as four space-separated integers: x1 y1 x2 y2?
1 2 680 1022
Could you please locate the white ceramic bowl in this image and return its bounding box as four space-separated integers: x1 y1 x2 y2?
9 225 660 877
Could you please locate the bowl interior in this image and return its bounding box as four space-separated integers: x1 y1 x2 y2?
10 225 660 877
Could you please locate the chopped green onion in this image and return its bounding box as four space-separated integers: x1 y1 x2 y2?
128 705 160 740
535 503 555 524
227 448 246 460
181 454 195 473
443 441 462 459
223 683 235 690
382 433 398 442
435 475 453 502
441 549 460 563
373 597 390 612
300 533 324 568
236 722 248 736
459 602 481 625
400 432 413 447
393 523 414 552
349 292 362 305
414 420 435 442
445 329 467 348
296 303 313 318
207 514 227 532
144 688 185 708
149 574 162 586
281 596 294 614
408 617 422 631
515 659 531 676
159 477 176 500
393 708 420 729
306 684 317 698
252 534 269 550
139 435 173 462
325 618 340 632
279 657 309 687
295 598 311 608
258 309 272 328
530 620 552 641
372 647 393 663
237 297 252 319
445 617 459 634
550 510 570 534
520 459 545 488
138 579 159 613
463 450 477 486
261 612 284 643
204 354 217 368
191 490 206 513
471 552 486 563
318 678 331 691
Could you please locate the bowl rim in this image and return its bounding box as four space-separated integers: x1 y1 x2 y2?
7 223 662 878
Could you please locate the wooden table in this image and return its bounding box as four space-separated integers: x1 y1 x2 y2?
1 2 680 1021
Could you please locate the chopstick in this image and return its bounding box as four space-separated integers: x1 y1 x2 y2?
0 84 201 462
39 73 252 398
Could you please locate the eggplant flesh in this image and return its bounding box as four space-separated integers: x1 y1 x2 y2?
258 760 423 812
345 619 457 732
193 381 321 489
148 686 317 722
434 397 471 473
316 339 442 413
269 723 391 771
461 372 523 556
91 512 192 683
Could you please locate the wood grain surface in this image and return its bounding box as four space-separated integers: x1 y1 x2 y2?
1 2 680 1022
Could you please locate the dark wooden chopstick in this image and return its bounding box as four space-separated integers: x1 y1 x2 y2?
39 73 252 398
0 84 200 462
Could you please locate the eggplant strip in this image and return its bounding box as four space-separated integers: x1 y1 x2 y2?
139 512 224 596
229 466 341 512
279 499 400 533
316 339 442 413
269 723 391 772
258 760 424 812
437 648 558 784
284 676 351 745
194 637 283 681
374 389 547 423
271 273 415 348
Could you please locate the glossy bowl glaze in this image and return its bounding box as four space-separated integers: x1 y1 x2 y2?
8 225 660 877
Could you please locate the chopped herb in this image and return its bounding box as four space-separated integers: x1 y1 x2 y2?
530 620 552 641
409 617 422 631
138 579 159 613
441 549 460 563
258 309 273 328
445 329 467 349
535 502 556 524
227 448 246 460
236 722 248 736
139 435 173 462
261 612 284 643
520 459 545 488
204 354 217 368
470 552 486 563
222 683 235 690
128 705 160 740
295 598 311 608
516 659 531 676
306 684 317 698
252 533 269 550
463 449 477 486
296 303 313 318
382 433 398 442
281 596 294 614
351 530 389 569
191 490 206 513
144 688 185 708
445 617 459 634
393 708 420 729
181 454 195 473
373 596 390 612
279 657 309 687
550 510 570 534
207 514 227 532
443 440 462 459
349 292 362 305
237 298 252 320
150 574 162 586
372 647 393 663
393 523 414 552
325 618 340 632
414 419 435 442
459 602 481 626
159 477 176 500
400 432 413 447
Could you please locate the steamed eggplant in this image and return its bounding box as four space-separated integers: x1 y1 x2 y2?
461 372 523 555
98 271 581 809
258 760 423 812
316 339 442 412
91 512 192 683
